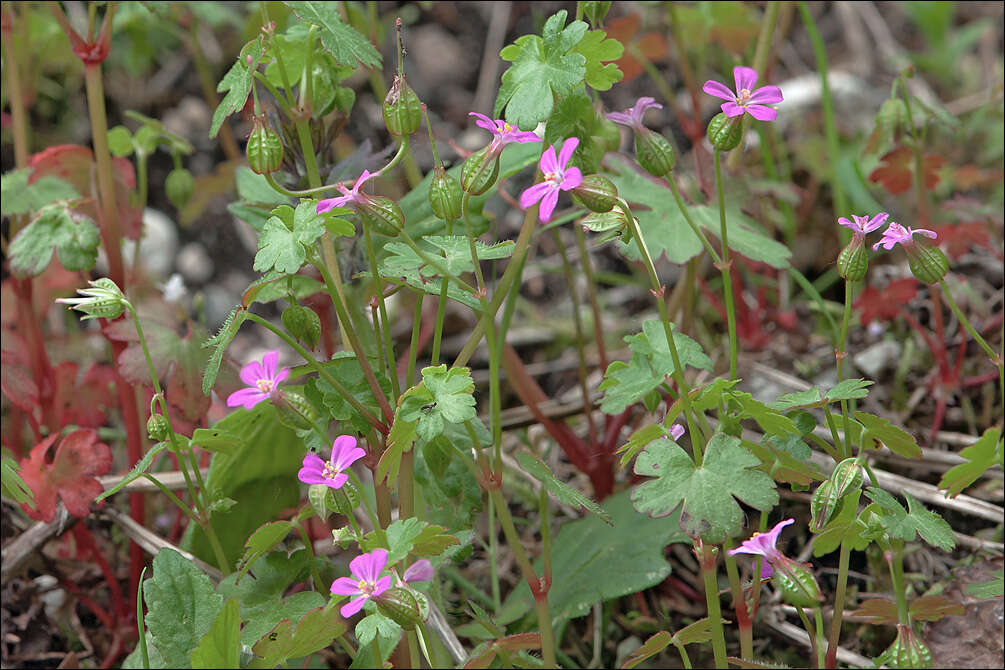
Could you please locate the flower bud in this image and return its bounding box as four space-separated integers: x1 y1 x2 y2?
375 587 423 630
281 303 322 350
382 74 423 136
165 168 194 210
329 482 361 516
247 118 284 175
571 174 619 213
147 414 170 442
837 236 869 281
581 208 629 236
875 98 908 141
772 558 822 608
878 624 933 669
634 129 676 177
707 113 743 152
56 277 127 321
831 458 864 497
809 480 840 532
461 146 500 195
358 196 405 236
273 390 317 431
428 165 462 220
905 241 948 284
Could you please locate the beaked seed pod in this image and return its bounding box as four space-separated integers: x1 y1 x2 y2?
273 390 317 431
281 303 322 350
906 242 949 285
247 118 284 175
809 479 840 532
358 196 405 235
428 165 462 220
165 168 194 210
147 414 170 442
382 74 423 136
375 587 423 630
773 559 822 609
875 98 908 141
571 174 619 213
831 457 864 497
634 129 677 177
461 146 500 195
837 237 869 281
328 482 360 516
308 483 330 520
879 624 934 669
707 113 743 152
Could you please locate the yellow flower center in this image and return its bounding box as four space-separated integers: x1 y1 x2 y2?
503 122 514 133
737 88 752 105
322 462 339 480
256 379 274 393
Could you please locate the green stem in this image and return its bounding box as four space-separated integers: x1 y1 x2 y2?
137 566 150 669
263 172 342 198
726 1 780 171
667 179 722 264
795 606 818 668
362 224 399 398
405 294 423 388
814 607 826 669
837 279 856 458
798 2 848 221
824 540 851 669
888 542 910 625
713 151 739 381
399 450 414 521
938 278 1004 404
575 226 608 369
723 540 752 660
698 542 728 668
672 641 694 670
487 493 502 613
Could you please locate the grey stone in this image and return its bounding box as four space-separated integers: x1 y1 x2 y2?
177 242 214 284
853 340 902 378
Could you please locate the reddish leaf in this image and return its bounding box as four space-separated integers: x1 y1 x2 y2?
19 428 112 522
51 361 115 429
1 331 40 415
28 144 142 239
909 594 965 622
606 14 669 83
849 598 899 625
931 223 991 259
854 278 919 326
869 146 944 195
951 164 1003 190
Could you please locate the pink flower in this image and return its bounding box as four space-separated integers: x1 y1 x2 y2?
316 170 375 214
298 435 365 490
669 423 685 441
469 112 541 152
401 559 434 584
703 66 783 122
606 97 663 132
838 212 888 237
728 518 794 578
226 350 290 409
872 222 938 251
519 137 583 222
330 548 393 617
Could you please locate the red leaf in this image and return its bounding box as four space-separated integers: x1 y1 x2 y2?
51 361 115 428
849 598 899 625
869 147 943 195
1 331 40 415
930 223 991 259
606 14 669 83
854 278 919 326
19 428 113 522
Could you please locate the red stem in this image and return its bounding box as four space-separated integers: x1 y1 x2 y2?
59 577 116 630
73 524 127 621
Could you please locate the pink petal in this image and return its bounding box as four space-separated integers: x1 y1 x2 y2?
702 80 735 101
538 188 560 222
226 388 266 409
325 472 349 489
721 102 745 117
302 452 326 471
669 423 685 441
914 228 938 239
606 111 634 126
539 145 559 175
330 577 363 596
733 66 758 92
352 548 388 583
745 104 778 122
298 467 327 485
261 350 280 379
273 367 290 385
317 196 349 214
520 182 552 209
469 112 495 133
759 561 775 579
837 217 856 230
330 435 366 471
865 213 889 232
557 137 580 169
240 360 265 386
372 575 392 598
749 85 783 105
353 170 373 192
403 559 434 583
560 167 583 191
340 596 369 618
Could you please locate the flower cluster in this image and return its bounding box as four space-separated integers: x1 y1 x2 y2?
298 435 365 490
469 112 541 153
703 66 783 122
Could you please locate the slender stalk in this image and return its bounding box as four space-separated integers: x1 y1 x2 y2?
698 542 728 668
726 1 780 171
824 540 851 669
362 224 399 398
722 541 752 660
575 226 608 369
405 294 423 388
399 450 415 521
938 278 1004 403
713 151 739 380
1 7 29 178
487 494 502 613
836 279 856 458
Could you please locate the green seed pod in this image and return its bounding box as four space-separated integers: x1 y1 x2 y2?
358 196 405 236
875 98 908 141
837 237 869 281
428 165 462 220
906 242 948 284
308 483 330 520
273 390 317 431
809 480 840 532
375 587 423 630
571 174 619 213
247 118 284 175
831 458 864 497
281 303 322 350
634 129 677 177
382 74 423 137
147 414 170 442
328 482 360 516
581 1 612 28
878 624 933 669
773 559 822 609
165 168 194 210
461 146 500 195
707 113 743 152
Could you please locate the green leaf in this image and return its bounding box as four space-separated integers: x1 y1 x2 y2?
413 431 484 531
107 125 135 157
311 353 392 435
253 201 326 275
97 441 169 502
202 307 247 395
285 1 381 68
235 166 289 206
964 570 1004 599
606 155 791 268
1 169 80 216
250 605 348 669
190 428 242 455
855 411 922 459
495 10 588 129
189 599 241 669
498 489 689 624
360 518 459 564
211 38 263 138
617 423 672 470
144 549 225 668
622 631 673 669
938 427 1003 498
381 236 514 280
864 488 956 551
354 612 400 650
1 455 34 506
770 379 873 411
727 391 800 436
826 379 874 402
516 452 612 525
543 88 607 174
632 433 778 543
571 29 623 91
9 203 101 276
236 521 295 581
